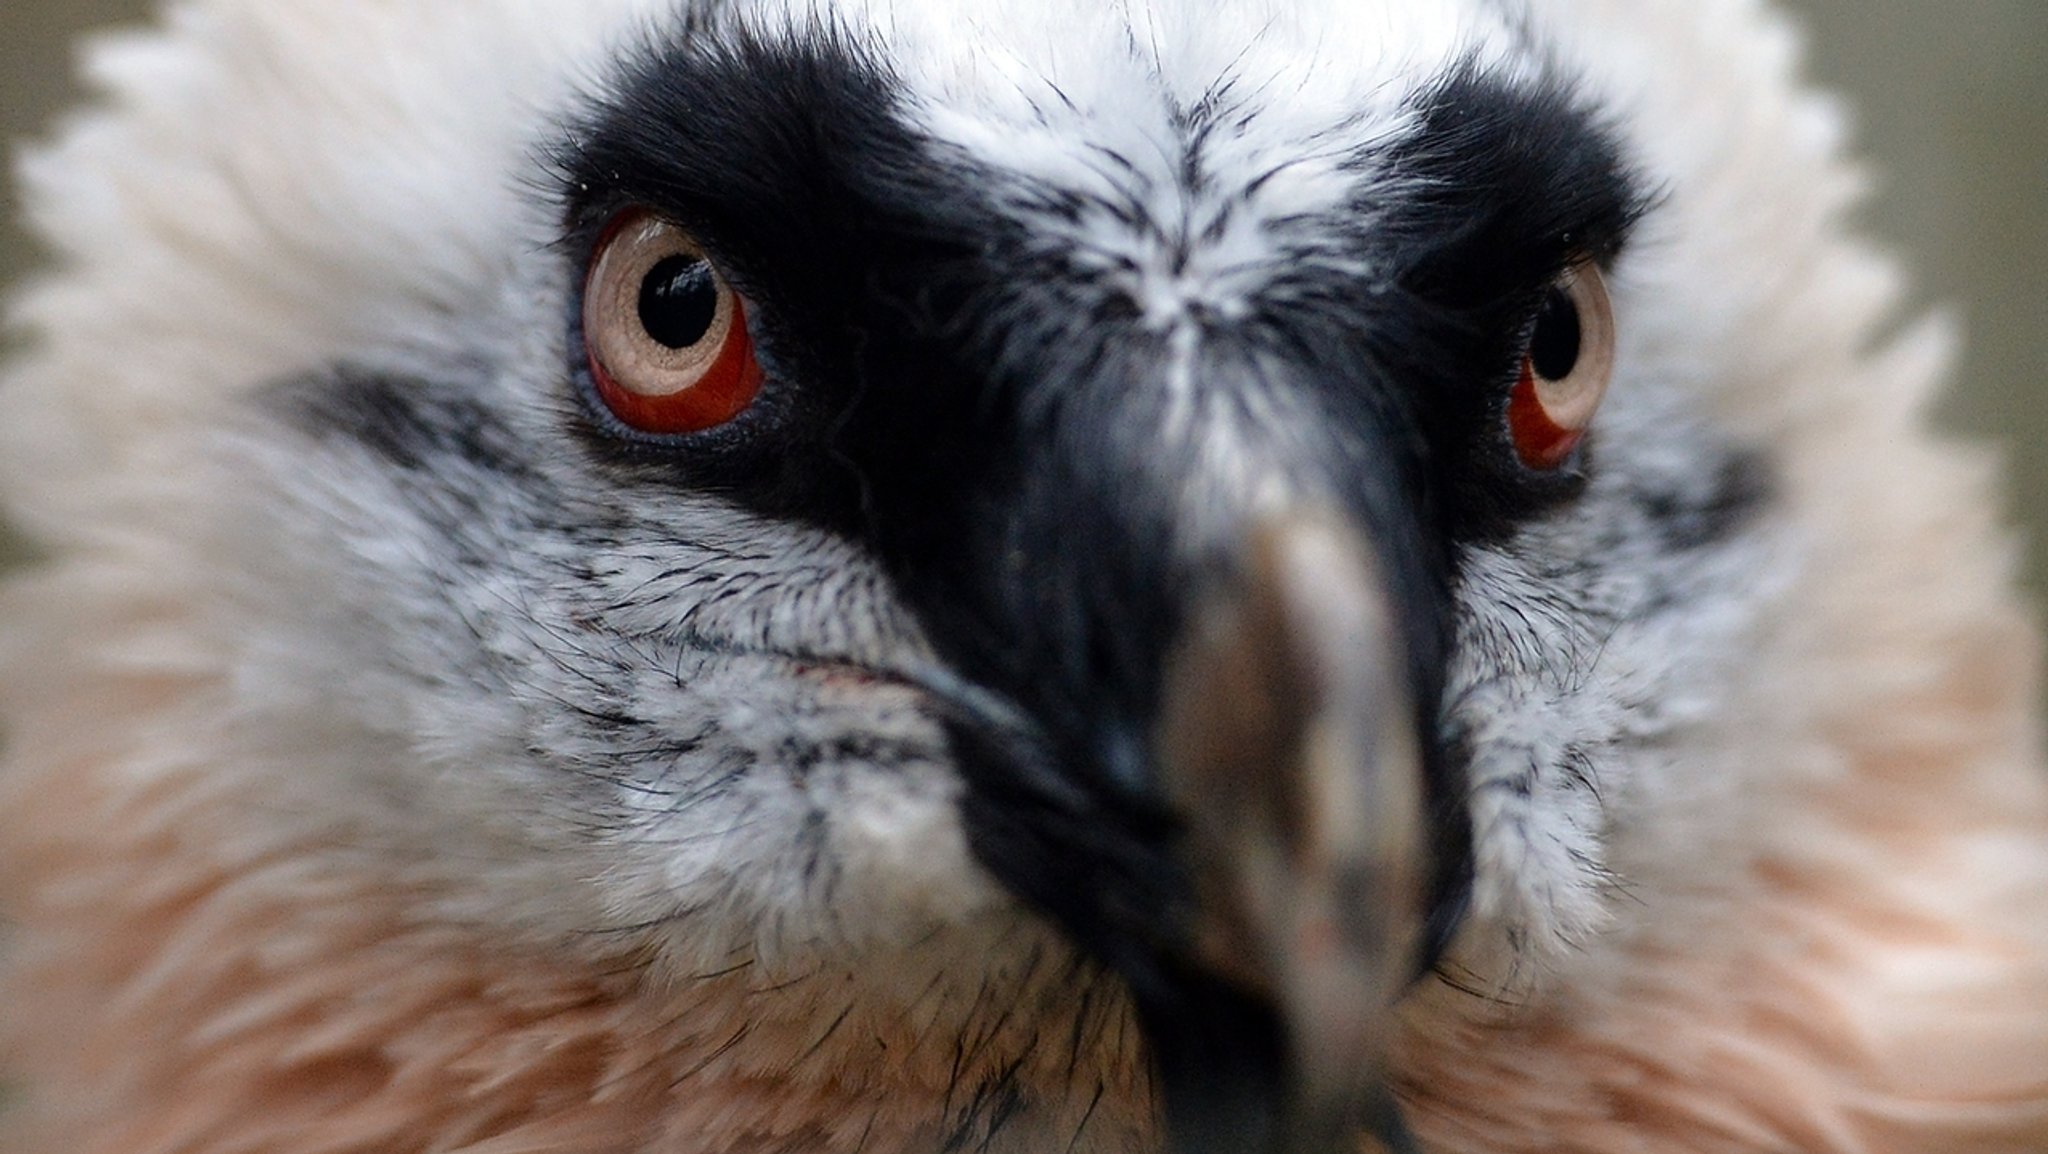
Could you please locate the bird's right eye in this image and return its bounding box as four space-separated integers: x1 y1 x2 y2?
581 209 764 435
1506 261 1616 471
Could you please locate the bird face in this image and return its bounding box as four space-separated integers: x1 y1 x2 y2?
3 0 1839 1151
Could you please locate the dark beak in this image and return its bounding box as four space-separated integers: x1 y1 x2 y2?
828 274 1455 1149
1151 510 1431 1154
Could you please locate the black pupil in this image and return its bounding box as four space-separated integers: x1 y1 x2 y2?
1529 286 1582 381
638 256 720 349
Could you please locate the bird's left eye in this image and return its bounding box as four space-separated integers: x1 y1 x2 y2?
1507 262 1616 471
582 209 763 435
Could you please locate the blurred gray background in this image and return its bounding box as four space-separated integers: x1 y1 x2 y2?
2 1 2045 588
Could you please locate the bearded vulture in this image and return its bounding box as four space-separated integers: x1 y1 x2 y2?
1 1 2043 1152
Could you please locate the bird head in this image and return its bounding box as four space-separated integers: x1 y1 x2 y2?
240 9 1744 1142
6 1 1975 1152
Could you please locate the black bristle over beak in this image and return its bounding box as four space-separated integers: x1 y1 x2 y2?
1136 966 1426 1154
1138 965 1290 1154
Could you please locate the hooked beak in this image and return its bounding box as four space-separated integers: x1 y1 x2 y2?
1152 510 1431 1154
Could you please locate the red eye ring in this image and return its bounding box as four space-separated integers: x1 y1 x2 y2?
1508 262 1616 471
588 293 764 434
1508 358 1584 471
582 209 764 435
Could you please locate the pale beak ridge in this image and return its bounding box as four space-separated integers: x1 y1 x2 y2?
1156 510 1430 1154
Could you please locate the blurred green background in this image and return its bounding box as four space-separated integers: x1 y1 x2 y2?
2 1 2045 588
